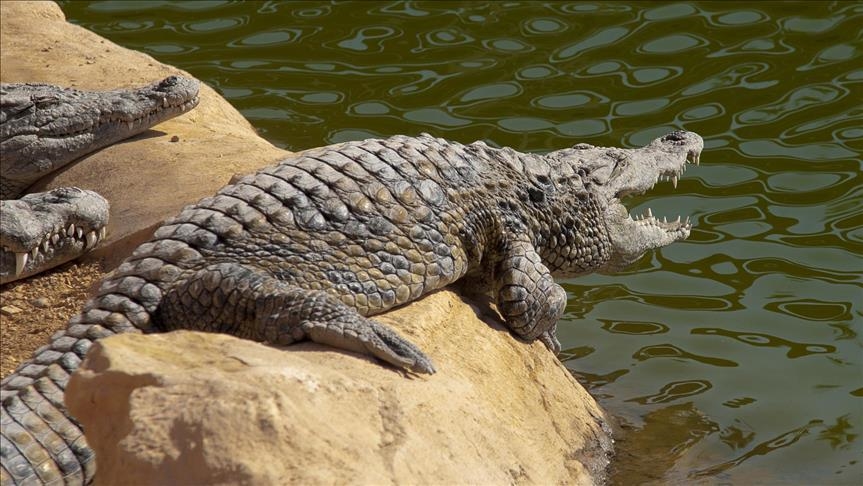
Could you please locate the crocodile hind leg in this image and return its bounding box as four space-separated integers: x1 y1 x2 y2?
157 262 435 374
493 238 566 354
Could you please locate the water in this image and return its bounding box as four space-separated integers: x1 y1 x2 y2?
58 2 862 484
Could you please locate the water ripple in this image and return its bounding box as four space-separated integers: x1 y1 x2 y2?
552 26 631 61
331 26 402 53
637 33 710 54
735 83 850 127
601 320 669 335
629 380 714 404
692 328 837 359
680 62 776 96
521 17 568 35
181 15 247 33
633 344 739 367
227 27 317 47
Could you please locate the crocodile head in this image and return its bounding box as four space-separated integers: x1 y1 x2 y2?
549 130 703 274
0 187 108 284
0 75 200 199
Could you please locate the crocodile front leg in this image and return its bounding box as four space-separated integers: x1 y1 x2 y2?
493 237 566 354
157 262 435 374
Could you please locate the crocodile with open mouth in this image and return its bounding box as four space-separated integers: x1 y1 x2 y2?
0 130 702 484
0 76 200 284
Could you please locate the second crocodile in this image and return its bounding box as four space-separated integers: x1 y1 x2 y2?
0 76 200 284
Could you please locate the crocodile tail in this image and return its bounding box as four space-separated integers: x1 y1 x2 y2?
0 279 156 486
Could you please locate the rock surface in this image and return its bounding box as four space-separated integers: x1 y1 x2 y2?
67 290 612 485
0 262 103 377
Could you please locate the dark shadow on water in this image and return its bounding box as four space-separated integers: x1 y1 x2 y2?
607 402 719 486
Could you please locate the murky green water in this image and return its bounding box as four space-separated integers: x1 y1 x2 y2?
58 1 862 484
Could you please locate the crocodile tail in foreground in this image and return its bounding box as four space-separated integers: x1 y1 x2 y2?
0 282 155 485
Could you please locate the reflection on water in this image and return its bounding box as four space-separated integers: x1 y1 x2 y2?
57 1 862 484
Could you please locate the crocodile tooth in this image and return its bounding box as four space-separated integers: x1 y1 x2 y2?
694 153 700 165
99 227 107 239
59 227 67 237
15 252 28 275
675 215 681 224
672 175 678 188
42 238 50 253
86 231 97 249
662 216 667 223
30 246 39 259
76 227 84 239
646 208 653 218
68 223 76 236
51 234 60 245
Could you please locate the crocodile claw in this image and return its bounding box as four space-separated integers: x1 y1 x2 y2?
366 320 436 374
301 318 436 375
538 328 562 355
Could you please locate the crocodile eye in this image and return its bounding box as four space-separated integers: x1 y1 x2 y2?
611 158 628 178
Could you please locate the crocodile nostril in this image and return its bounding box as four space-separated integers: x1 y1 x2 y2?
662 131 687 143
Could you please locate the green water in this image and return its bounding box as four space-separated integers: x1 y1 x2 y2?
58 1 862 484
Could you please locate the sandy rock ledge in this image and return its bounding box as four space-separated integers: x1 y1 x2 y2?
68 290 612 485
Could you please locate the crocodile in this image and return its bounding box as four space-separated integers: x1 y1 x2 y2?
0 76 200 284
0 130 703 484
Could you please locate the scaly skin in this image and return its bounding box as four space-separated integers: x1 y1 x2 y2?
0 76 200 284
0 131 703 485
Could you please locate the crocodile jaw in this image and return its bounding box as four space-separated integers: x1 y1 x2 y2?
603 202 692 271
600 131 702 271
0 187 108 284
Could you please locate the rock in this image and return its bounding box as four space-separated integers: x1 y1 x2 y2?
0 305 23 316
67 290 612 485
29 297 50 308
0 1 291 270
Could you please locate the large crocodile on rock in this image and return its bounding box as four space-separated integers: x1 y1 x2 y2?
0 130 702 484
0 76 200 284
